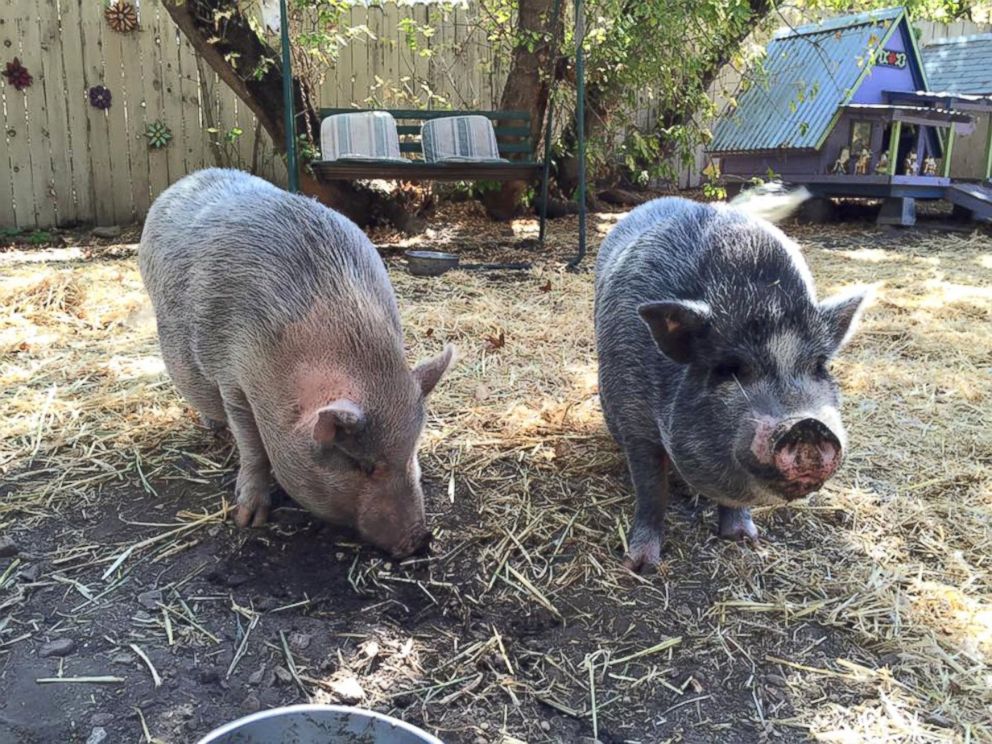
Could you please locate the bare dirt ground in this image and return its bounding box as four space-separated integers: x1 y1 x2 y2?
1 202 990 743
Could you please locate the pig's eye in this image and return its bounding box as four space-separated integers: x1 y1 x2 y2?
814 355 830 377
712 358 750 384
341 451 377 477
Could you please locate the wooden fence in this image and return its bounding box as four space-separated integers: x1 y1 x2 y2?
317 2 511 112
1 0 287 230
2 3 991 229
0 0 512 230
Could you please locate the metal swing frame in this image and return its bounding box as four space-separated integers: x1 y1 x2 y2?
278 0 587 267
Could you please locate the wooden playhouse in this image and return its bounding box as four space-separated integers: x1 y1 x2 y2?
707 6 992 224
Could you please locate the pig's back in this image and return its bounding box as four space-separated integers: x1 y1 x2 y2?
595 198 709 293
595 197 714 324
593 198 718 444
139 168 399 377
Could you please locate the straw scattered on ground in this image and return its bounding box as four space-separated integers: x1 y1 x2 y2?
0 203 990 743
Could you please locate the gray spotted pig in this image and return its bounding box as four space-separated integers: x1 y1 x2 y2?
139 169 455 558
595 192 870 571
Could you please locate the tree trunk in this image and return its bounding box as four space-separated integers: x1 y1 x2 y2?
479 0 563 221
164 0 413 229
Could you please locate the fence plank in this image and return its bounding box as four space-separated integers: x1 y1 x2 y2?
0 116 15 226
350 6 367 108
179 34 215 169
177 30 210 172
371 4 387 104
432 4 454 107
0 0 19 227
414 3 431 105
450 5 471 108
461 7 485 107
55 0 94 223
79 0 116 224
425 4 437 104
193 53 223 171
450 5 463 105
37 6 77 223
214 88 236 171
429 4 443 105
113 14 152 220
208 68 228 172
235 97 255 172
6 17 39 228
99 6 137 224
334 6 349 108
100 9 141 224
385 3 399 105
159 19 191 187
136 4 168 201
396 4 415 103
384 5 396 103
18 12 58 228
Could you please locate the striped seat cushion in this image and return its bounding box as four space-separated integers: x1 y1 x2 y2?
320 111 409 163
421 115 508 163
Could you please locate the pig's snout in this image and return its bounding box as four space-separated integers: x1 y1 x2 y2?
358 504 432 559
748 416 842 499
772 418 841 497
388 526 433 559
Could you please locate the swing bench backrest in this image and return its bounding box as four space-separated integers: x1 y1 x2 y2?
311 108 542 182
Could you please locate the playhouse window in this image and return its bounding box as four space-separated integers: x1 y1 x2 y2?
850 121 872 155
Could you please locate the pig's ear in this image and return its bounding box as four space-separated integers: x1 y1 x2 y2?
638 300 711 364
820 285 873 353
412 344 457 397
313 399 365 447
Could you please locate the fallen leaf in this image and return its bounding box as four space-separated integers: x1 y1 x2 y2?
539 280 552 293
485 329 505 351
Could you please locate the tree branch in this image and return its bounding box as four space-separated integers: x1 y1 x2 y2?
164 0 297 147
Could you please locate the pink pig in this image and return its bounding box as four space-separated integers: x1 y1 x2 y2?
139 169 454 557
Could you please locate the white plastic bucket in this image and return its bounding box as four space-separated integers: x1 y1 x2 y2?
197 704 444 744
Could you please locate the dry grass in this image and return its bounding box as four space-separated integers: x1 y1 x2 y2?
1 206 990 742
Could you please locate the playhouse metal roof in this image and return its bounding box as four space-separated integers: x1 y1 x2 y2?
709 7 907 153
923 34 992 94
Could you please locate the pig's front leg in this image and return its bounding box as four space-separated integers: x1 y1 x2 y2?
718 505 759 542
622 439 670 572
221 386 273 528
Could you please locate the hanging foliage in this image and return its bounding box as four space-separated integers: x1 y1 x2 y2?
105 2 139 33
2 57 33 91
145 120 173 149
89 85 113 110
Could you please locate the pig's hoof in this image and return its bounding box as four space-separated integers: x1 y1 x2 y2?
718 505 759 543
623 528 663 573
233 500 270 528
233 480 271 528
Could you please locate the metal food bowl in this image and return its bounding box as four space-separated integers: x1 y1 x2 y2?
197 704 444 744
405 250 460 277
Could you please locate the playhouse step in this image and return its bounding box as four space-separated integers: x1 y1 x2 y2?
946 183 992 222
